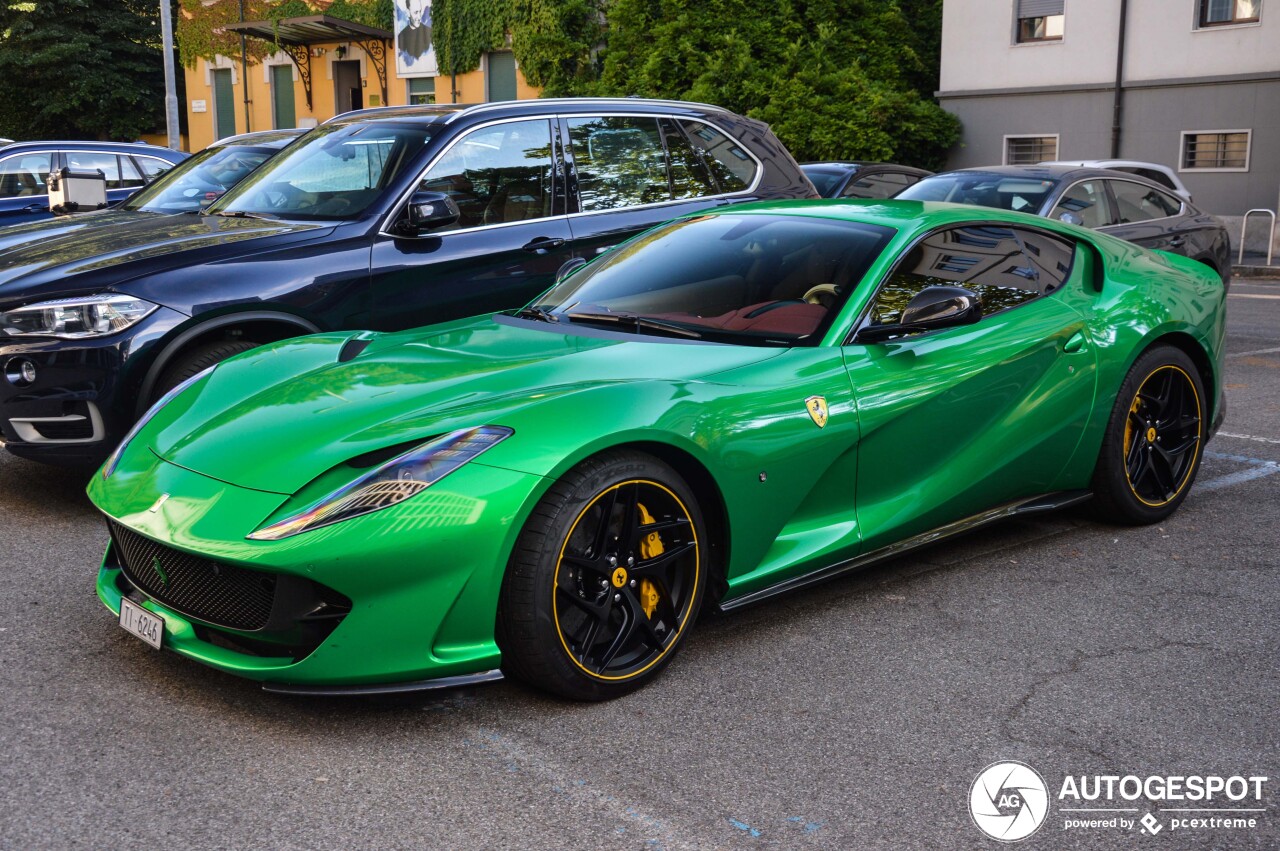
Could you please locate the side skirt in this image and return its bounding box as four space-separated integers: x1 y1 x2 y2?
716 490 1093 612
261 669 504 697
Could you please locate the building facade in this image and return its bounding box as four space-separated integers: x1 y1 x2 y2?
938 0 1279 217
182 11 538 154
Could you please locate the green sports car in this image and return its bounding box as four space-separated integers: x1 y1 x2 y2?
87 200 1226 700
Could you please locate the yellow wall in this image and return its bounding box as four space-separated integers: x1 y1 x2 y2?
182 45 540 153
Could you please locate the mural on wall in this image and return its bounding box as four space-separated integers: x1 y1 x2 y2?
395 0 438 77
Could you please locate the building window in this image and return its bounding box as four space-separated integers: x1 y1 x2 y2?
1180 130 1251 170
1015 0 1065 42
1198 0 1261 27
407 77 436 105
1004 135 1059 165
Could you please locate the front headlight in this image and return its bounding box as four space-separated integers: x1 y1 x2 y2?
0 294 158 339
247 426 514 541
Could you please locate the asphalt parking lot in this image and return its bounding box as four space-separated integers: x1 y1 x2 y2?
0 280 1276 850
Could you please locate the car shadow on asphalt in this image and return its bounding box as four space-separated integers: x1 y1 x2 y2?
0 454 97 515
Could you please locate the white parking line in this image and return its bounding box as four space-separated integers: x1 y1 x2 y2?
1228 293 1280 299
1227 346 1280 358
1218 431 1280 445
1199 450 1280 492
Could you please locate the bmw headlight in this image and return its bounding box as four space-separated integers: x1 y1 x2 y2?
1 294 158 339
101 365 216 479
247 426 514 541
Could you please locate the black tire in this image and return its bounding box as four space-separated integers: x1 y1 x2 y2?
152 339 259 400
1090 345 1207 525
497 449 707 701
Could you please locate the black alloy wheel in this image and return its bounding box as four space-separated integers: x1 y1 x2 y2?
498 450 706 700
1091 345 1207 524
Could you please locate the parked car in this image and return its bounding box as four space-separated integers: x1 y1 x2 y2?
0 99 816 466
0 130 301 250
895 165 1230 281
0 141 188 224
87 199 1226 699
800 161 932 199
1041 159 1192 203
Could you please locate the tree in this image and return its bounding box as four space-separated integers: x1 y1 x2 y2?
0 0 174 141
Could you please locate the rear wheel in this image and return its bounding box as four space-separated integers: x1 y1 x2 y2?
498 450 706 700
1091 346 1206 524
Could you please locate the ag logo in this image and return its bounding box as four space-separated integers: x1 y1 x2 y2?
969 761 1048 842
804 395 828 428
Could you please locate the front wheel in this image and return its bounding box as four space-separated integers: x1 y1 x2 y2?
1091 345 1207 525
497 450 707 701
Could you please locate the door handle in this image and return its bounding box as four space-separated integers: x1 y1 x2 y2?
1063 331 1088 354
1168 236 1186 248
21 203 47 213
523 236 566 252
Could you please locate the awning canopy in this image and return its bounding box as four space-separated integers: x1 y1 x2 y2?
220 15 393 111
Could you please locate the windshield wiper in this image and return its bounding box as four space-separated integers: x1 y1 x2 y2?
565 310 703 340
512 305 561 323
213 210 280 220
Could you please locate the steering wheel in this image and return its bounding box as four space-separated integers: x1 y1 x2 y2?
802 283 840 308
260 181 306 210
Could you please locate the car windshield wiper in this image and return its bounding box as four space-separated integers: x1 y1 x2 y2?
512 305 561 323
565 310 703 340
213 210 280 220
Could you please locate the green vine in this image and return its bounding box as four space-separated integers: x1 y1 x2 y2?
178 0 392 68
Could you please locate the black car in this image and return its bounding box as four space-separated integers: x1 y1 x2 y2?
0 98 815 465
895 165 1231 282
0 141 188 224
0 130 301 251
800 161 932 199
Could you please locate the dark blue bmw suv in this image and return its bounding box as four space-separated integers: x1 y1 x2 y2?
0 99 816 465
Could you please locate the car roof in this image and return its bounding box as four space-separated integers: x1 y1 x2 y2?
212 129 304 149
326 97 743 127
926 164 1178 188
1043 158 1175 172
0 140 187 160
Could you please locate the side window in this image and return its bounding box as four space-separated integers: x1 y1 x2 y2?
136 156 175 181
679 119 756 193
842 171 911 199
0 152 53 198
868 226 1059 330
119 157 146 189
1051 181 1112 228
418 118 554 228
1109 181 1182 223
659 118 717 200
65 151 124 188
567 116 668 211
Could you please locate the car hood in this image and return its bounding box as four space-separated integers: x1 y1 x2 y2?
0 209 148 252
150 316 784 495
0 213 328 304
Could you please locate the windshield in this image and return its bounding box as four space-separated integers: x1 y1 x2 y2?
121 145 276 213
523 214 895 346
211 122 436 220
896 172 1059 215
801 166 854 197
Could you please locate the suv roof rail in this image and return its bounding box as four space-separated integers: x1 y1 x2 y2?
326 97 734 126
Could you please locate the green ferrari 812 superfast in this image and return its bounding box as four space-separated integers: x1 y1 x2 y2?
88 200 1226 700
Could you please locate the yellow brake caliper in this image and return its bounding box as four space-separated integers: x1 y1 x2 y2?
637 503 663 619
1124 393 1141 456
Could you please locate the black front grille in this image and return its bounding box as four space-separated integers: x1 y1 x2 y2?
108 520 277 631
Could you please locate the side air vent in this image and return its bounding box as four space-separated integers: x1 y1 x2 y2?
338 337 372 363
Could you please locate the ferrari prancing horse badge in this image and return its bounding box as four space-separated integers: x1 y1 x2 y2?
805 395 828 428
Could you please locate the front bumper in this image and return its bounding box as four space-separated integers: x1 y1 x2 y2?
0 306 184 466
90 452 546 689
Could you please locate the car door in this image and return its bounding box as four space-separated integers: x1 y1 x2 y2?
563 115 763 261
843 224 1099 552
369 117 576 329
1100 179 1193 257
0 149 54 222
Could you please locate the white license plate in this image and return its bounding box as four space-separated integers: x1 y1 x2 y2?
119 597 164 650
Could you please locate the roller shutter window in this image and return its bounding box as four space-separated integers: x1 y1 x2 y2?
212 69 236 140
1016 0 1065 42
1199 0 1260 27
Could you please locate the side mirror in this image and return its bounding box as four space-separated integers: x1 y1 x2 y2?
856 286 982 343
556 256 587 281
1058 211 1084 226
398 191 459 235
